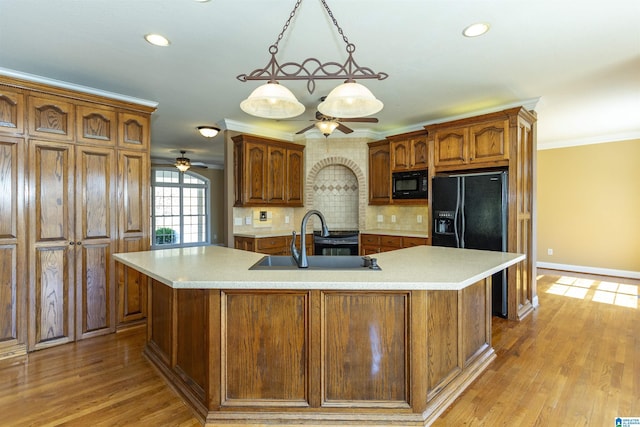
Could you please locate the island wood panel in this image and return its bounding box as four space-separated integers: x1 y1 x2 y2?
426 290 460 400
0 136 26 362
175 289 208 401
142 278 497 426
461 279 491 367
221 291 309 407
322 291 409 407
116 239 148 324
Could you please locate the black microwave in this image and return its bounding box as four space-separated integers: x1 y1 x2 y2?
392 170 428 199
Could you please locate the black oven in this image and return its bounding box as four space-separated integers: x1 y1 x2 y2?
313 231 359 256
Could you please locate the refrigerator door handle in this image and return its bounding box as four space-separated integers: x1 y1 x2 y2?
459 178 465 248
454 177 461 248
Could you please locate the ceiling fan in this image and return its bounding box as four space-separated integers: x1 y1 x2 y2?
295 110 379 137
154 150 208 173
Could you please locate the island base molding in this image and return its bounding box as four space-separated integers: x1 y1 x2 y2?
145 278 496 426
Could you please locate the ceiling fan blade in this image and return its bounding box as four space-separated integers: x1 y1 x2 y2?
339 117 379 123
336 123 354 134
296 124 316 134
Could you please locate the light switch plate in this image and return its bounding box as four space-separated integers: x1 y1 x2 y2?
391 215 396 223
234 217 242 226
377 215 383 223
417 215 423 224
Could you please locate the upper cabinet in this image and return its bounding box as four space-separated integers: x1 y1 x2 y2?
233 134 304 207
0 86 25 135
367 140 391 205
118 112 150 151
388 130 428 172
432 119 510 170
28 94 75 141
76 104 117 146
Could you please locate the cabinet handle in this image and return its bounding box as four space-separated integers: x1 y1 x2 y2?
77 241 82 245
69 241 75 245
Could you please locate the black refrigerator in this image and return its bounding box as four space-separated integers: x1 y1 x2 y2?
431 171 509 317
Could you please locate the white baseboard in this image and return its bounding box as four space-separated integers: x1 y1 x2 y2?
537 262 640 280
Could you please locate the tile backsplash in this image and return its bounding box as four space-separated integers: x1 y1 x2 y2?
312 164 359 230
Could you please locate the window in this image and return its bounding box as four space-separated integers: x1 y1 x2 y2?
151 168 210 248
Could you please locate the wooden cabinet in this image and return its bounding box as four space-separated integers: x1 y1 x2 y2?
360 233 429 255
0 75 154 359
426 107 536 320
432 119 510 170
0 135 27 364
388 130 428 171
233 134 304 207
367 140 391 204
234 234 313 256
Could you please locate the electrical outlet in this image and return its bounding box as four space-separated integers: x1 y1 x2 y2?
377 215 383 223
245 216 252 225
391 215 396 223
234 217 242 226
285 215 290 224
547 248 553 255
417 215 422 224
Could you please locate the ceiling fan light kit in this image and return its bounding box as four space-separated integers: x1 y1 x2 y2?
237 0 388 120
175 150 191 173
314 120 340 137
197 125 221 138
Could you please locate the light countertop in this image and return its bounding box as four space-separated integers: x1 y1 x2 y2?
234 229 428 238
114 245 524 291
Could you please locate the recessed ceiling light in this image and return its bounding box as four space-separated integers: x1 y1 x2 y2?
194 0 211 2
463 23 490 38
144 33 170 47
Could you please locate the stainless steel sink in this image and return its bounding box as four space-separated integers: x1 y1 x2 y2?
249 255 381 270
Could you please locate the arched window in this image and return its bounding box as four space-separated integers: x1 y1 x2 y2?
151 168 210 248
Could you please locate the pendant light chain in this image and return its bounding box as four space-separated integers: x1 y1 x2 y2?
273 0 350 50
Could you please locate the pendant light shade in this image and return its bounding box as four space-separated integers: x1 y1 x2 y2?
175 151 191 173
314 120 339 137
317 81 383 118
240 82 305 119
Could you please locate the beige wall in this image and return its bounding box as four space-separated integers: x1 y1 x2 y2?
537 139 640 273
188 168 225 245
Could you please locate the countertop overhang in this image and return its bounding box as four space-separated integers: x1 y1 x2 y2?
114 245 525 291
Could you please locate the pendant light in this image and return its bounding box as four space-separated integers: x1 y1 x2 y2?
240 81 305 119
236 0 387 120
175 151 191 173
317 80 383 118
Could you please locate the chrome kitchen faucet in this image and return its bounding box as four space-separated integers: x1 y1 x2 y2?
291 210 329 268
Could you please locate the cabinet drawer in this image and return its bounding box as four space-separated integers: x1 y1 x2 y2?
257 236 288 251
379 235 402 248
402 237 428 248
360 234 380 245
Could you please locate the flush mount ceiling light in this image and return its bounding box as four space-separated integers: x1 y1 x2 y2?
462 23 490 38
175 150 191 173
197 125 221 138
237 0 388 120
144 33 170 47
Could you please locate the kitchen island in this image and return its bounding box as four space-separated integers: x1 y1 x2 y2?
114 245 524 426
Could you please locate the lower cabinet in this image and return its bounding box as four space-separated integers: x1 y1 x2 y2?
234 234 313 256
360 233 430 255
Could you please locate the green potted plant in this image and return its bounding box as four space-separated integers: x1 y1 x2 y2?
155 227 177 245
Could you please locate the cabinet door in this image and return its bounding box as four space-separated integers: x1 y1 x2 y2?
0 86 25 135
28 95 75 141
0 136 26 358
469 120 509 163
28 140 76 350
245 142 267 204
76 105 117 146
411 137 429 169
116 150 150 327
267 145 286 204
368 142 391 204
391 141 411 171
118 112 149 150
287 148 304 206
434 127 467 166
75 145 116 339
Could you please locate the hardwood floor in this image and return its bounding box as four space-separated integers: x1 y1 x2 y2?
1 270 637 426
